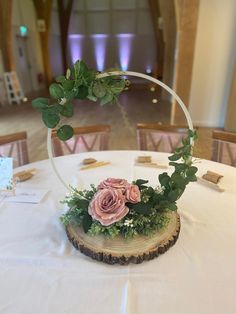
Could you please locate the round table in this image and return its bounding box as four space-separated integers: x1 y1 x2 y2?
0 151 236 314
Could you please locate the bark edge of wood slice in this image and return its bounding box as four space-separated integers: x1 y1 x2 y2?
66 211 180 265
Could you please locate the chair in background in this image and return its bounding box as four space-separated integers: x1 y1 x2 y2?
211 129 236 167
51 124 111 157
136 123 188 153
0 131 29 167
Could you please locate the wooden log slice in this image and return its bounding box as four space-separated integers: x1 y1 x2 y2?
66 211 180 265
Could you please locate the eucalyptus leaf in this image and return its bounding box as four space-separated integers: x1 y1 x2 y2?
42 111 60 128
110 80 125 94
186 166 198 176
78 60 88 75
100 91 114 105
82 212 92 233
32 98 49 111
167 189 182 202
76 85 88 99
57 125 74 141
47 104 61 114
159 173 170 187
55 75 66 83
168 203 178 211
168 154 181 161
64 89 78 100
188 174 197 182
92 82 106 98
49 83 64 99
135 179 149 188
84 69 96 84
60 102 74 117
62 80 74 91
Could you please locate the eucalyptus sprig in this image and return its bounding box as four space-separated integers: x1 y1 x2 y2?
32 60 126 141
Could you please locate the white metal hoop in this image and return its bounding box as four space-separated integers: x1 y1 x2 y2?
47 71 194 191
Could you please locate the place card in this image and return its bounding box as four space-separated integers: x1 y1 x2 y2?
197 176 224 192
5 188 49 204
135 156 168 169
135 162 168 169
202 170 223 184
80 161 110 170
0 157 14 191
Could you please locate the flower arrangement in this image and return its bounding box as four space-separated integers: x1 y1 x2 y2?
32 60 198 241
60 129 197 239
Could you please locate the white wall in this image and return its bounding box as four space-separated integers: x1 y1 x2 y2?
189 0 236 127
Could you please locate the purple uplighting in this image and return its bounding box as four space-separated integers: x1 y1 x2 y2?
91 34 108 71
69 34 84 63
116 34 134 71
145 67 152 74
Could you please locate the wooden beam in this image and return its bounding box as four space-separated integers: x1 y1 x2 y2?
158 0 176 100
0 0 15 71
172 0 200 125
57 0 74 73
33 0 53 86
148 0 164 79
224 62 236 132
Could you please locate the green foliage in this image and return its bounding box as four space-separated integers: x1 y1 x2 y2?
60 102 74 118
32 60 126 140
49 83 64 99
60 129 197 238
57 125 74 141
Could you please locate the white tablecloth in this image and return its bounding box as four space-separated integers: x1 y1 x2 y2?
0 151 236 314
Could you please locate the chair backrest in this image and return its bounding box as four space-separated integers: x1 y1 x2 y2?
0 131 29 167
137 123 188 153
212 129 236 167
51 124 111 157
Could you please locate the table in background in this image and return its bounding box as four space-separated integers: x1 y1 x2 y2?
0 151 236 314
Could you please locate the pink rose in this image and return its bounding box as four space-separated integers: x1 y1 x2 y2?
88 189 129 226
98 178 129 192
125 184 141 203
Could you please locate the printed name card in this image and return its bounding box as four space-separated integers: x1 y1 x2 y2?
0 157 13 191
5 188 49 203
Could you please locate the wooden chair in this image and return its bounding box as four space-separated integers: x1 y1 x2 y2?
211 129 236 167
0 131 29 167
136 123 188 153
51 124 111 157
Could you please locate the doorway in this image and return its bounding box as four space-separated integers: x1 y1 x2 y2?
13 36 33 95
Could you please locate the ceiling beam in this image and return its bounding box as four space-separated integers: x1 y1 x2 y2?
171 0 200 125
148 0 164 79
